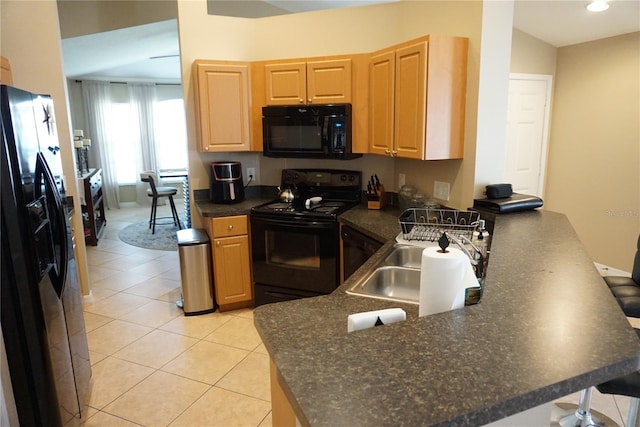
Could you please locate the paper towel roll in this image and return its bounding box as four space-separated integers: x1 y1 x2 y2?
419 246 479 317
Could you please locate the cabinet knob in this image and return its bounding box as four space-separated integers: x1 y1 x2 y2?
308 98 312 103
299 98 304 103
391 150 397 156
228 224 233 230
385 149 391 155
216 240 221 246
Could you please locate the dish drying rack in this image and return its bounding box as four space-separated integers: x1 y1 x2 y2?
398 208 480 242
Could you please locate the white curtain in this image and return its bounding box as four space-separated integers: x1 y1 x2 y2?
81 81 120 209
128 82 161 206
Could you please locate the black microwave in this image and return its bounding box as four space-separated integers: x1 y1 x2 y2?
262 104 361 159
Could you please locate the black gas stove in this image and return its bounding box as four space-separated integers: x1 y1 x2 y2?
250 169 362 306
251 169 362 221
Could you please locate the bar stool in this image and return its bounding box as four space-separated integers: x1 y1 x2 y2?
552 387 619 426
603 235 640 317
552 238 640 426
140 171 182 234
596 368 640 426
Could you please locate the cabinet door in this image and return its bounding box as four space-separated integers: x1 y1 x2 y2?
212 235 253 306
306 59 352 104
265 62 307 105
394 42 428 160
194 61 251 152
368 50 395 156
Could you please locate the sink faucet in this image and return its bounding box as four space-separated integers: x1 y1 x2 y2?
445 232 484 280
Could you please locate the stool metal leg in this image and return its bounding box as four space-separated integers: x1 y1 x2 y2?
148 198 154 230
628 397 640 427
168 196 181 229
550 387 619 427
151 197 158 234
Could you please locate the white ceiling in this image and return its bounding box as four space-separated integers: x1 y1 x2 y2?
62 19 181 84
61 0 640 83
513 0 640 47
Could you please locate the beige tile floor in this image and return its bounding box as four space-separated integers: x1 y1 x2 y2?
80 202 636 426
80 202 272 426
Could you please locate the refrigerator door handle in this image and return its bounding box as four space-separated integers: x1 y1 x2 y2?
35 152 67 297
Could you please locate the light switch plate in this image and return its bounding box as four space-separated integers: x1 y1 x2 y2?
434 181 450 201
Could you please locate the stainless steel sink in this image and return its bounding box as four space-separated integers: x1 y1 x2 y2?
382 245 424 269
347 266 420 304
346 243 483 306
347 245 424 304
346 244 426 304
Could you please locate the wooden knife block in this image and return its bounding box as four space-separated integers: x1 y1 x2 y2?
367 185 386 210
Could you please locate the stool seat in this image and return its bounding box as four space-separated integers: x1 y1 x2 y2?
597 371 640 399
593 329 640 427
606 277 640 288
147 187 178 197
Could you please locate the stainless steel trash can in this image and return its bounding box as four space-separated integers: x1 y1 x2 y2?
177 229 216 315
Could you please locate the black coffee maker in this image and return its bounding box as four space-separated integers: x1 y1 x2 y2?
210 162 245 203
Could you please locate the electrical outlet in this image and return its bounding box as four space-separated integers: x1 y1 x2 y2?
398 173 406 188
434 181 450 201
247 168 255 181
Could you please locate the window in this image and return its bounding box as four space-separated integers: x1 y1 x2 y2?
107 87 188 185
154 98 188 172
110 102 139 184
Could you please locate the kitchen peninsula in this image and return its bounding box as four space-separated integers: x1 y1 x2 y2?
254 207 640 426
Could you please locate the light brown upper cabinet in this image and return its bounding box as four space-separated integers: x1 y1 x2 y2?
265 58 352 105
368 35 468 160
193 60 253 152
1 56 13 85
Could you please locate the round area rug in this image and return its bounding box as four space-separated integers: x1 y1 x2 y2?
118 221 179 251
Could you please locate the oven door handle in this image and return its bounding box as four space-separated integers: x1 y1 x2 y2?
251 216 335 229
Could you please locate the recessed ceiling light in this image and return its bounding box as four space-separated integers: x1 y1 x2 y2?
586 0 610 12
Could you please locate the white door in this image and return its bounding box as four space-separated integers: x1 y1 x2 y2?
504 75 552 198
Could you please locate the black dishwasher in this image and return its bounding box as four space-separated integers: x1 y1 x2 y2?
341 225 384 282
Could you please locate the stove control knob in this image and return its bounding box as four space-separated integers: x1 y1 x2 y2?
340 175 347 181
349 175 355 182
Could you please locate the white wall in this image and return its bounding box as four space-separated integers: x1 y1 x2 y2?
473 0 514 200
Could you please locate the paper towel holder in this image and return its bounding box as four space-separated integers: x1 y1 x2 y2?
438 233 450 253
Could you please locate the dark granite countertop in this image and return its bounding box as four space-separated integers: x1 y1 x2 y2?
194 187 274 218
254 207 640 426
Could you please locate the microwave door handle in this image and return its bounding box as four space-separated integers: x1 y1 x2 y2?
35 153 67 297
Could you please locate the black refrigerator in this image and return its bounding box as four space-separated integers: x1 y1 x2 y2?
1 85 91 426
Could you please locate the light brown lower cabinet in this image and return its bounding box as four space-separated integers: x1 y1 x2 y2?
205 215 254 312
270 358 299 427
